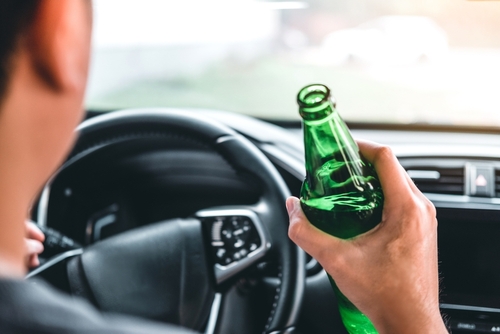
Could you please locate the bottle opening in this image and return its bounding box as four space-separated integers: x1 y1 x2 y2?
297 84 335 121
297 84 330 108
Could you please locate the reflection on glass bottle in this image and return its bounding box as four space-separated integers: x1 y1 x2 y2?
298 84 384 334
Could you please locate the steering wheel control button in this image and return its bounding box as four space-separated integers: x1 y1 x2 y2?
196 209 271 284
216 248 226 259
38 225 82 258
203 214 262 266
211 220 223 239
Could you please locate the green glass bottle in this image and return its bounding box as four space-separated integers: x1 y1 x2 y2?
297 84 384 334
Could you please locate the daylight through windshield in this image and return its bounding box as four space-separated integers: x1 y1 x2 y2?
86 0 500 126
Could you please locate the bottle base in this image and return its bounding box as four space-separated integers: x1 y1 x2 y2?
327 275 379 334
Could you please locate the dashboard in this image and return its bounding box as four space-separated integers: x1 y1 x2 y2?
34 109 500 334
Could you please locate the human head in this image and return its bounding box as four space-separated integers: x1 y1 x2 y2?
0 0 92 277
0 0 92 203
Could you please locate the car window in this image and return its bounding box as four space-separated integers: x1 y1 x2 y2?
86 0 500 126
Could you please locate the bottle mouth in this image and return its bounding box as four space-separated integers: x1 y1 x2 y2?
297 84 330 108
297 84 336 121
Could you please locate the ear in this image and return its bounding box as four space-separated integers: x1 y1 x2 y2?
27 0 91 92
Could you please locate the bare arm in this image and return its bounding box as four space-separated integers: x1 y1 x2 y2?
287 140 448 334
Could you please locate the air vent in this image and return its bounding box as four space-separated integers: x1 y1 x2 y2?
495 169 500 197
406 167 464 195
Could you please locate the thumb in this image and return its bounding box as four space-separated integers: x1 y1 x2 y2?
286 197 345 265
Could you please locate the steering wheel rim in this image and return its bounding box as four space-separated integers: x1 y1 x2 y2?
37 108 305 334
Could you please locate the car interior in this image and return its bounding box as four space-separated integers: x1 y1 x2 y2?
26 0 500 333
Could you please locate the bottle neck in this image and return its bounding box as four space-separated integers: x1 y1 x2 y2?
302 106 365 196
302 107 360 167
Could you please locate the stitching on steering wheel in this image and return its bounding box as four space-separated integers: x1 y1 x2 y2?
264 264 283 333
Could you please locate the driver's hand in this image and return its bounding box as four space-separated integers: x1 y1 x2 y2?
25 220 45 269
286 140 448 334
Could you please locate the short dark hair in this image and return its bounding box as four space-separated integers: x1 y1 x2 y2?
0 0 40 101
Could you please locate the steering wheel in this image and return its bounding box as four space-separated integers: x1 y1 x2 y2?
31 109 305 334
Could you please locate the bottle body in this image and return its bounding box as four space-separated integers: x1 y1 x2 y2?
298 84 383 334
300 203 381 240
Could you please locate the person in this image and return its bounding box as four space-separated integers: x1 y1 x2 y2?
0 0 446 333
0 1 195 333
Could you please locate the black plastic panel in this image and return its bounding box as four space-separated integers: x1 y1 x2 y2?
47 135 262 245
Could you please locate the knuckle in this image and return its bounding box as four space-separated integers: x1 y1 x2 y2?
414 197 436 222
403 197 420 216
424 198 437 217
372 145 394 164
404 194 436 218
430 216 438 229
406 198 438 237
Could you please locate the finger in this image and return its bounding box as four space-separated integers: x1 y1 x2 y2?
28 254 40 269
26 221 45 242
25 238 44 256
357 140 413 203
286 197 346 265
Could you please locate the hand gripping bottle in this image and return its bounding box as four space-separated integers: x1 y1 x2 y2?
298 84 383 334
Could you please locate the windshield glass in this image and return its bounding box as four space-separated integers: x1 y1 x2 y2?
86 0 500 126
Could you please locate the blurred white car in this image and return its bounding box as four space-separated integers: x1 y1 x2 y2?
322 15 449 66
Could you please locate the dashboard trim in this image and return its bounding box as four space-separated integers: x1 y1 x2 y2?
440 303 500 314
425 193 500 211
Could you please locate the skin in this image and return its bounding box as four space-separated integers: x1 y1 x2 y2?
287 140 448 333
25 221 45 268
0 0 92 278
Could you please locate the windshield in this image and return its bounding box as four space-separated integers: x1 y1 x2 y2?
86 0 500 126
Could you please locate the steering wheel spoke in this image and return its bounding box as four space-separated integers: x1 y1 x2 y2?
196 208 271 285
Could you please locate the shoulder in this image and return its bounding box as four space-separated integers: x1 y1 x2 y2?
0 279 196 334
